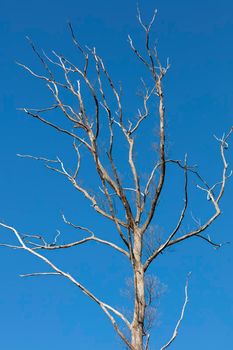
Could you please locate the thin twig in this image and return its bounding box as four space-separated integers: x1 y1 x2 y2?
160 273 191 350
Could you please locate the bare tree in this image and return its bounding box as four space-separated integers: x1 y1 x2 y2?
0 8 232 350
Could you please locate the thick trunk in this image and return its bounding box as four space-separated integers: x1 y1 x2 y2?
131 231 145 350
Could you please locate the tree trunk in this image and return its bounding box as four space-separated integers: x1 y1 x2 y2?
131 231 145 350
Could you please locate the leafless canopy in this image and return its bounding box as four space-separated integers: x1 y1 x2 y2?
0 8 232 350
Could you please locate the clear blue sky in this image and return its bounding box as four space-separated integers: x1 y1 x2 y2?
0 0 232 349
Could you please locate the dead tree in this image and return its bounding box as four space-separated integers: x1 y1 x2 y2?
0 9 232 350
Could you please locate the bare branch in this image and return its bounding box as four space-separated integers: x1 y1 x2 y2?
141 75 166 233
128 35 150 69
144 156 188 271
62 213 94 235
22 108 92 150
145 334 150 350
160 273 191 350
18 151 128 229
0 222 132 342
17 153 59 163
25 235 130 259
166 128 232 248
129 82 156 135
144 128 232 272
195 234 229 249
0 243 22 249
20 272 60 277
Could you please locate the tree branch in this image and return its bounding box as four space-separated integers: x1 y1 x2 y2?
144 156 188 271
0 222 133 347
160 273 190 350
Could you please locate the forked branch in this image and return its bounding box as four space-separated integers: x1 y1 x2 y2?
0 222 133 348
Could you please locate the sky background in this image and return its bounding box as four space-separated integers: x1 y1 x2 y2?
0 0 233 349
